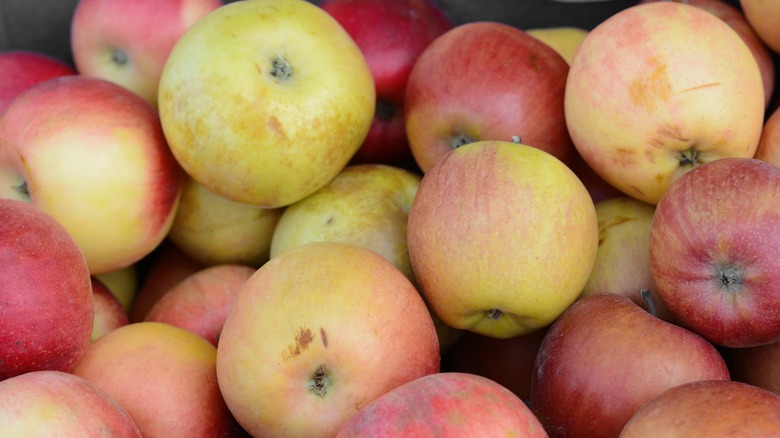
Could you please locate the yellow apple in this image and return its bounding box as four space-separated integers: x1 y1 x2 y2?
95 264 139 312
741 0 780 55
526 26 588 65
158 0 375 208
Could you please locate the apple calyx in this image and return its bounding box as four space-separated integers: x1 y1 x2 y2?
308 365 331 397
677 148 701 168
715 265 744 294
270 53 293 81
484 309 504 320
639 289 658 318
450 132 475 149
111 48 129 67
13 180 29 200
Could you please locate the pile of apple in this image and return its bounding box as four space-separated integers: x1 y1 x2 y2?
4 0 780 436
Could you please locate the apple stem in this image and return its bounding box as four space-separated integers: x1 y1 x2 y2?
308 365 330 398
639 289 657 318
511 136 522 144
484 309 503 320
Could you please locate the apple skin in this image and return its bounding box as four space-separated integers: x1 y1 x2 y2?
319 0 455 167
0 50 76 113
0 198 93 381
729 340 780 395
740 0 780 55
95 264 139 313
91 277 130 341
754 104 780 166
525 26 588 65
144 264 256 346
70 0 223 107
168 176 284 267
0 75 184 275
619 380 780 437
407 140 598 338
216 241 440 438
158 0 375 208
73 321 246 437
529 293 730 438
565 1 764 205
404 21 574 173
0 370 141 437
336 372 548 438
650 158 780 348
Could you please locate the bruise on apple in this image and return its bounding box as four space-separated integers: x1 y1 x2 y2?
283 326 315 361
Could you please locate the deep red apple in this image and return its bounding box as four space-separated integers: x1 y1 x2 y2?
650 157 780 348
319 0 455 167
0 50 76 113
529 293 730 438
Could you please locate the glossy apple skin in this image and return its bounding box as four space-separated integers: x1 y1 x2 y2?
73 322 246 437
217 242 440 438
320 0 454 166
159 0 375 208
650 158 780 348
405 21 574 173
0 50 75 113
530 293 730 438
144 264 256 346
730 340 780 395
336 372 548 438
565 2 764 205
620 380 780 437
0 75 184 275
0 199 93 381
407 141 598 338
91 277 130 341
0 370 141 437
70 0 223 107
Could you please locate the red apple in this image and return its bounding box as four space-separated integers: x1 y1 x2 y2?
0 50 75 113
144 264 256 346
730 340 780 395
620 380 780 437
319 0 454 167
0 370 141 437
0 198 93 381
91 277 129 341
529 293 730 438
336 372 548 437
650 158 780 348
404 21 574 173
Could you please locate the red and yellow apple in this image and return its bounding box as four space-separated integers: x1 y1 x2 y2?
0 50 75 113
740 0 780 55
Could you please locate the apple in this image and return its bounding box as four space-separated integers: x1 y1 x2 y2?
95 264 139 313
579 196 672 321
168 176 284 267
569 149 624 204
740 0 780 55
70 0 223 107
91 277 130 341
729 340 780 395
144 264 256 346
405 21 574 173
0 75 184 275
529 293 730 438
0 370 141 437
525 26 588 65
216 241 440 437
565 1 765 205
0 50 76 113
650 157 780 348
407 140 598 338
336 372 548 437
319 0 455 167
73 321 246 437
639 0 775 108
158 0 376 208
0 198 93 381
619 380 780 437
754 104 780 166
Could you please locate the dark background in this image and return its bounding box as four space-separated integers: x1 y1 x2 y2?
1 0 743 66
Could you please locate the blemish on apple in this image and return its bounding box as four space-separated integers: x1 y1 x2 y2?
320 327 328 348
629 63 671 113
282 326 314 360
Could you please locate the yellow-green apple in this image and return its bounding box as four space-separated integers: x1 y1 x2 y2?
129 240 205 323
565 1 765 205
158 0 376 208
619 380 780 437
144 264 256 346
95 264 139 313
444 328 548 403
319 0 454 167
216 241 440 438
0 370 141 437
73 322 246 437
755 104 780 166
0 50 75 113
168 176 283 267
741 0 780 54
729 340 780 395
579 196 672 321
525 26 588 65
407 140 598 338
70 0 223 107
91 277 129 341
404 21 574 173
0 76 184 275
650 158 780 348
0 198 93 381
529 293 730 438
640 0 775 107
335 372 548 437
